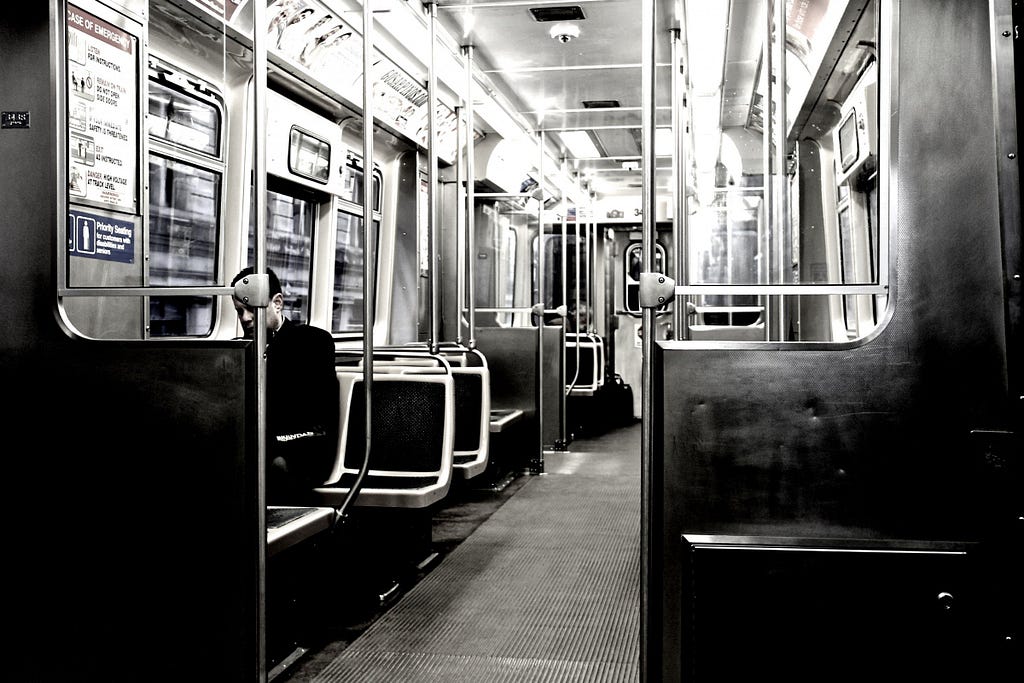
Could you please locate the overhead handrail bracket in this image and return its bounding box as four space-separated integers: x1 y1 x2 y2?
232 273 270 308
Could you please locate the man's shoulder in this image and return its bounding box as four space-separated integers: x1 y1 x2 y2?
277 319 334 347
292 320 331 336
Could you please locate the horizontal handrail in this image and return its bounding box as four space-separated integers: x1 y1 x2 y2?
676 284 888 295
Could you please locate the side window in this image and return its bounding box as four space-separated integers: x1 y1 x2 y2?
471 200 520 328
148 155 221 335
332 212 379 334
147 66 225 337
331 161 382 335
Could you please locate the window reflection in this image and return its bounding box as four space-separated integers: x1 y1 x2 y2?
498 228 517 327
339 157 381 209
332 211 379 333
288 127 331 183
471 200 521 327
147 80 219 156
148 154 219 336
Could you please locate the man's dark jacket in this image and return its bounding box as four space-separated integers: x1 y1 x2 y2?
265 318 339 504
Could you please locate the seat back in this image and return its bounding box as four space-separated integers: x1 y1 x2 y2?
356 347 491 479
566 332 605 394
444 349 490 479
314 369 454 508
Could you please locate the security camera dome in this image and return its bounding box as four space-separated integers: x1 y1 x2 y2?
549 22 580 43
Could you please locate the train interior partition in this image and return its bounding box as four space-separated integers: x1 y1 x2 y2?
655 0 1021 680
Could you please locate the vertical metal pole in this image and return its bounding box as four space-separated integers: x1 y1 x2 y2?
428 2 440 354
762 0 773 340
568 173 581 390
535 131 545 470
559 157 568 447
336 0 376 524
589 189 598 333
591 193 597 333
465 45 477 349
671 28 689 340
574 175 582 335
561 160 569 323
251 1 268 679
775 0 788 339
455 103 465 346
640 0 655 679
362 0 376 480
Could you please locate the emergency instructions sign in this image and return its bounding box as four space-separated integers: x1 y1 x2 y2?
66 5 138 212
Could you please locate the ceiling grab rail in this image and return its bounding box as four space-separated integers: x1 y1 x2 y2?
334 0 377 523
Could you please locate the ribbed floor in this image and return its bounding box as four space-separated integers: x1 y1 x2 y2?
308 423 641 682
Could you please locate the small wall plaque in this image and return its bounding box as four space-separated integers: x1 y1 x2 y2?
1 112 30 129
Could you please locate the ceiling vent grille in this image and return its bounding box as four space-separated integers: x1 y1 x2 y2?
582 100 620 109
529 6 586 22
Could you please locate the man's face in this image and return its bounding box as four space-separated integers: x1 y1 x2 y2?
232 297 257 338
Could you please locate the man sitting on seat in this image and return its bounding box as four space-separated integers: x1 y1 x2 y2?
232 266 339 505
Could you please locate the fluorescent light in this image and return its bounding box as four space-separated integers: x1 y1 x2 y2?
560 130 601 159
690 93 720 135
690 93 721 174
655 127 673 156
684 0 729 95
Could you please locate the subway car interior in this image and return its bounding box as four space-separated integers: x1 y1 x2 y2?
1 0 1022 681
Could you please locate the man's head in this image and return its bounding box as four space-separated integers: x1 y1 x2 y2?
231 266 285 338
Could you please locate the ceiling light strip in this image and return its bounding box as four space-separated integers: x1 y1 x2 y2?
437 0 603 10
484 63 673 74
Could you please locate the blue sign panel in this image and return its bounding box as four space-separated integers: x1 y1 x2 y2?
68 209 135 263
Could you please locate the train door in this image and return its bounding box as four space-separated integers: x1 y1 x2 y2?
650 0 1021 680
534 218 578 447
610 230 670 420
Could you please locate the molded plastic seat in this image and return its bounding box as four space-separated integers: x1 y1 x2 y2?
313 370 454 508
353 347 492 480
